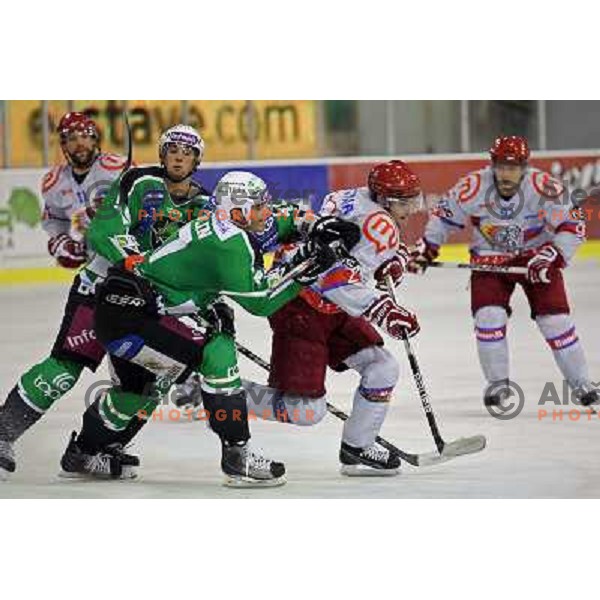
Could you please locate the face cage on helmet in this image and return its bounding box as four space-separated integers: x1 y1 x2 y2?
373 189 424 210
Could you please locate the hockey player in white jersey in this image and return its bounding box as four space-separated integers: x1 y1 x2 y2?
42 111 128 268
243 160 423 475
408 135 598 408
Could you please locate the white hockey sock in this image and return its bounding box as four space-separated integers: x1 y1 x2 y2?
342 346 399 449
342 389 389 449
242 380 326 426
474 306 509 385
536 314 590 390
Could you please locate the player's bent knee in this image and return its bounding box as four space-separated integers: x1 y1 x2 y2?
277 394 327 426
344 346 399 399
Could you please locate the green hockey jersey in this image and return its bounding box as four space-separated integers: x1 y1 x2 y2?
137 206 305 318
82 166 210 287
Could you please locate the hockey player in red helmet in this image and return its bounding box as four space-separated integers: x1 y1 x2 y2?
489 135 530 198
409 135 597 409
57 112 101 171
242 159 424 476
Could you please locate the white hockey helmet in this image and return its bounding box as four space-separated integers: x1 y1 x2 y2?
158 124 205 160
213 171 271 226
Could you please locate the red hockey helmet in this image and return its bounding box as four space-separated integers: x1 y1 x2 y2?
368 160 422 200
57 112 99 142
489 135 530 165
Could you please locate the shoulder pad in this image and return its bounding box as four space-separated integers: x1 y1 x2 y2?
120 165 165 197
41 166 62 194
530 169 565 200
451 170 484 204
99 153 128 171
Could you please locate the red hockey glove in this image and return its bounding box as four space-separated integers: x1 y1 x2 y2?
527 243 565 284
406 238 439 274
364 294 420 340
47 233 87 269
374 244 410 291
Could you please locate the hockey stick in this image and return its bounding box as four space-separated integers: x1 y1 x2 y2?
123 111 133 172
386 275 487 462
234 338 456 467
221 258 316 301
429 261 528 275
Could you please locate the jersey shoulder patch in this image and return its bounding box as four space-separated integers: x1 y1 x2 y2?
451 170 483 204
41 166 63 194
530 169 565 200
99 153 128 171
320 191 341 216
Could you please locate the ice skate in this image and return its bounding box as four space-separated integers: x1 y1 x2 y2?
59 432 139 480
221 441 286 488
340 441 400 476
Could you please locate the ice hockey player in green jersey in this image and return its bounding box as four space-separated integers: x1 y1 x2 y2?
61 171 345 486
0 124 210 479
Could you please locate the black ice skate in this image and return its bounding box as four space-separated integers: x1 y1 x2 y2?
0 439 16 479
60 431 139 480
221 441 286 488
484 381 512 408
340 441 401 476
580 389 599 407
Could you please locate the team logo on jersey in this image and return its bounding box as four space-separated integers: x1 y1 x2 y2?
479 222 523 253
455 173 482 203
532 172 565 202
362 211 398 254
41 167 62 193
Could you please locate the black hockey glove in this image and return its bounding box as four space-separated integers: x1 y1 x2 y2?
309 216 361 253
204 301 236 337
290 239 337 286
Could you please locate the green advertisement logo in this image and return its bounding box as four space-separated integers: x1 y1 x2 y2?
0 187 41 251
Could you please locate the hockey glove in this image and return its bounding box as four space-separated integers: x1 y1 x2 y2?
309 216 361 253
290 240 337 286
48 233 87 269
527 243 565 284
406 238 439 274
374 243 410 291
204 301 236 338
364 294 420 340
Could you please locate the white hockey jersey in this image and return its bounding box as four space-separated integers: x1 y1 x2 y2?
424 166 585 263
299 187 404 317
41 153 127 239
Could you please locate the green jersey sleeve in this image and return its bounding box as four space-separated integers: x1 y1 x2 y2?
87 166 167 263
270 201 316 245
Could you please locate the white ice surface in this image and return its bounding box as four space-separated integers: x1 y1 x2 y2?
0 263 598 498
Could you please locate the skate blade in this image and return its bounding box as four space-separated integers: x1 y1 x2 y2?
0 469 12 482
223 474 287 488
340 464 400 477
418 435 487 467
58 469 138 481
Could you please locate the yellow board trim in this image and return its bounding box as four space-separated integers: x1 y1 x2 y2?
0 241 599 286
